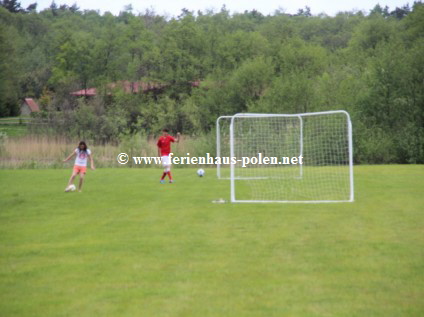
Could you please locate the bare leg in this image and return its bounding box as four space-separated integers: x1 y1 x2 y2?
67 171 78 188
78 173 85 192
165 166 173 183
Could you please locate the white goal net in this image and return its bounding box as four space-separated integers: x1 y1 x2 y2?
227 111 354 203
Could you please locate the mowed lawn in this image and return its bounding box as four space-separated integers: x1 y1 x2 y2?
0 166 423 316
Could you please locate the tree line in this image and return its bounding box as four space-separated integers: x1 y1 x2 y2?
0 1 423 163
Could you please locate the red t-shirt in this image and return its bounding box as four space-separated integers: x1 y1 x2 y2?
157 135 175 156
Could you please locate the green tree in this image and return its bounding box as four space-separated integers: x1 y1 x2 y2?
275 37 327 76
0 17 20 116
0 0 23 13
51 32 96 90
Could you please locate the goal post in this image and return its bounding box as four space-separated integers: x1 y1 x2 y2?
229 110 354 203
216 115 233 179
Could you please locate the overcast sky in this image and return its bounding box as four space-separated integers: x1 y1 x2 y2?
20 0 412 17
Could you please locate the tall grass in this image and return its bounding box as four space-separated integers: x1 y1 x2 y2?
0 133 216 169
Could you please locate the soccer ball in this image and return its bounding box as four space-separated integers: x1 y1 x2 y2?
197 169 205 177
65 184 76 192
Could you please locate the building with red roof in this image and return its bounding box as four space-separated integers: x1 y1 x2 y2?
20 98 40 115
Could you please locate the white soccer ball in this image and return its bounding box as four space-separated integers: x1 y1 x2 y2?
68 184 76 192
197 168 205 177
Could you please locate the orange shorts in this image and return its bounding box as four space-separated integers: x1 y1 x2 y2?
73 165 87 174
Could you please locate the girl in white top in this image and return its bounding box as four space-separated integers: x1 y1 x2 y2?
63 141 95 192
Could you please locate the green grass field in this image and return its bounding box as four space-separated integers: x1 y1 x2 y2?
0 116 31 137
0 125 28 137
0 166 423 316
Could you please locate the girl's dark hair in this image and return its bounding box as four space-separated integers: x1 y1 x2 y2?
78 141 88 152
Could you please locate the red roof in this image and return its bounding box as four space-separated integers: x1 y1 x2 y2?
70 81 200 96
24 98 40 112
70 88 97 97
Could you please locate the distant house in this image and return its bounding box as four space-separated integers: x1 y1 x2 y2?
70 88 98 97
70 80 201 97
20 98 40 115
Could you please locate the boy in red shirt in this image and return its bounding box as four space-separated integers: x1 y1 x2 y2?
157 129 180 183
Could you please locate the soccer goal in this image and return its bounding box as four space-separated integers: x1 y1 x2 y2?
229 110 354 203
